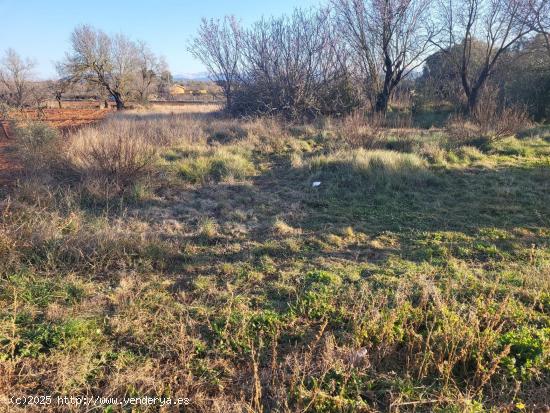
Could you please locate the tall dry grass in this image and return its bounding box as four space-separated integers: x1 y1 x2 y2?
67 124 157 188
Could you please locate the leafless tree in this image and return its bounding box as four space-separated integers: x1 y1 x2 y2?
60 25 140 110
435 0 533 114
0 48 36 108
526 0 550 55
333 0 436 114
135 41 167 104
49 72 73 109
238 8 352 118
29 82 50 114
189 16 242 111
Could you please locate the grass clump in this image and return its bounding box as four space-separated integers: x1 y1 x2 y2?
178 149 255 184
306 149 432 190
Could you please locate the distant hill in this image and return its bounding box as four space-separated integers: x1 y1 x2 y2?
173 72 211 82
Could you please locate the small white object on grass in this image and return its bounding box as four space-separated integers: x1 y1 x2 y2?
312 181 321 188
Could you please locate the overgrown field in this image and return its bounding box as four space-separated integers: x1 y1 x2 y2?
0 107 549 412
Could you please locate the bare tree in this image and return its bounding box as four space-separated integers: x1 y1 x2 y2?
135 41 166 104
29 82 50 114
239 8 350 118
435 0 533 114
49 72 74 109
527 0 550 55
333 0 436 114
60 25 139 110
189 16 242 111
0 48 36 108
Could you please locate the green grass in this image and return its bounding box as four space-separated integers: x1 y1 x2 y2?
171 147 256 184
0 117 549 412
304 149 433 190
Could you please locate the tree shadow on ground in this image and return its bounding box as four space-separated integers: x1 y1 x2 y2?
123 155 550 285
283 162 550 234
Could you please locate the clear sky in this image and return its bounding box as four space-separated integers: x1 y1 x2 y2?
0 0 320 79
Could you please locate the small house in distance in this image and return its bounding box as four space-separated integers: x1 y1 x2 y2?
169 84 186 96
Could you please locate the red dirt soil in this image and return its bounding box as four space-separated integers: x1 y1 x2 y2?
11 108 112 131
0 128 20 187
0 108 112 187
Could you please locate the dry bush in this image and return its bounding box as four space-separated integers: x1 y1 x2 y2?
474 104 531 141
337 111 383 149
67 122 157 189
446 91 532 146
14 122 65 175
0 102 12 120
128 103 222 114
334 111 416 150
244 117 287 141
445 114 484 146
385 111 413 130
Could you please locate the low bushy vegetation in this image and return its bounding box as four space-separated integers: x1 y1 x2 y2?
446 102 532 147
13 122 63 173
1 107 549 412
67 122 158 189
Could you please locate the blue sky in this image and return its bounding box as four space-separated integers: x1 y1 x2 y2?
0 0 320 79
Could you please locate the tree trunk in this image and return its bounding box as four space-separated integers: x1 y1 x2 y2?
226 94 232 112
374 90 390 114
374 56 395 115
466 88 479 115
55 92 63 109
464 67 489 115
224 85 232 112
112 92 125 110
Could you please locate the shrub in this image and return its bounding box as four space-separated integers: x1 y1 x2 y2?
337 111 382 149
0 102 12 120
14 122 62 173
67 124 157 189
446 102 532 146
